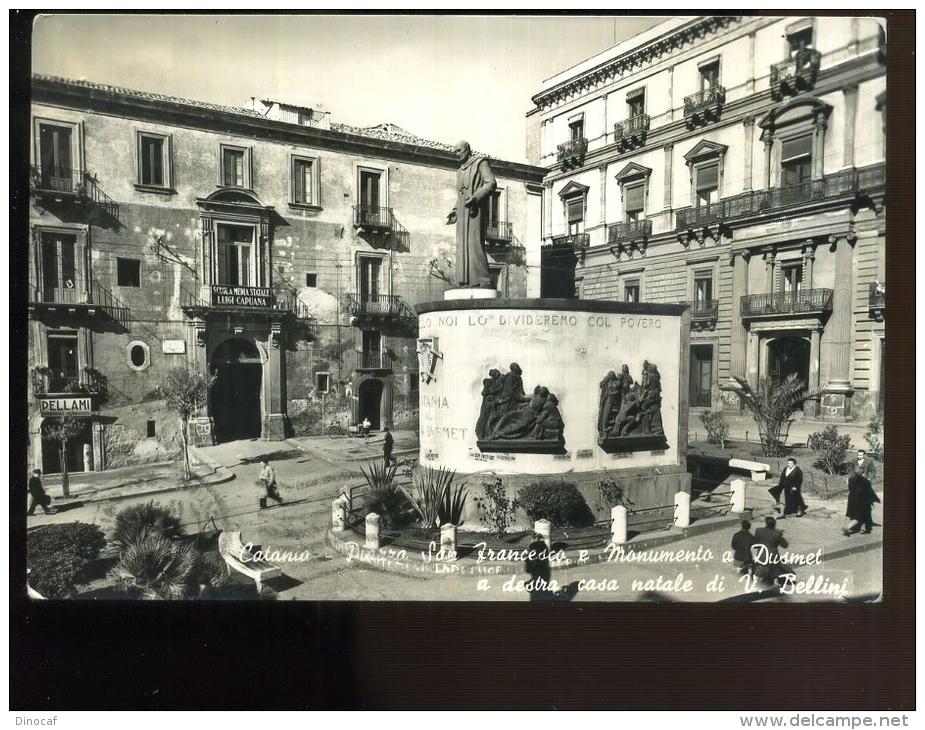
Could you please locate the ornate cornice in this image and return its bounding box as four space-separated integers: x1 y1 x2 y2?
531 16 742 111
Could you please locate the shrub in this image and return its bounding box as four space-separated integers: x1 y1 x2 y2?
27 523 107 598
807 425 853 475
112 534 196 600
865 412 884 461
700 411 730 450
188 551 230 594
474 477 519 537
516 480 594 528
733 375 814 456
112 500 184 551
597 478 636 510
406 466 466 528
360 460 410 528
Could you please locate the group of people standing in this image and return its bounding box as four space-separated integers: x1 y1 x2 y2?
598 361 664 438
476 363 563 442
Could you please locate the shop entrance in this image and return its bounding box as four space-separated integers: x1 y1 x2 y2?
768 336 810 386
357 378 383 430
211 338 263 442
41 418 91 474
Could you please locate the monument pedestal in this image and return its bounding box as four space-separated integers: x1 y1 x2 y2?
443 288 500 301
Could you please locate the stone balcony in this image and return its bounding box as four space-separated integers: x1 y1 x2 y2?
685 299 719 331
740 288 833 320
607 219 652 258
770 49 822 101
545 232 590 250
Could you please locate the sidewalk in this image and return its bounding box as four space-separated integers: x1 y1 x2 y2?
688 412 870 448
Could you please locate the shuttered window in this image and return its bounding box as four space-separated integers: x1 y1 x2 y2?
781 135 813 162
781 134 813 187
566 199 584 223
292 158 314 204
625 183 645 213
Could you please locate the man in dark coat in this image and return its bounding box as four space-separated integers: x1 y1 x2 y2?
844 449 880 535
382 427 395 467
754 516 794 585
730 520 757 574
446 140 497 288
525 534 553 603
28 469 52 516
771 457 807 518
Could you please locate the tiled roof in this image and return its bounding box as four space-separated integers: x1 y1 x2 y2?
33 74 458 154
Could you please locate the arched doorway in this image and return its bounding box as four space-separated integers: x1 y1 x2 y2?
41 418 91 474
357 378 384 430
210 338 263 442
768 336 810 386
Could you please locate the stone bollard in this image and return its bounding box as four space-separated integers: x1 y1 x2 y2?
674 491 691 528
440 523 457 561
610 505 628 545
365 512 380 550
534 519 552 551
731 479 747 514
331 496 348 532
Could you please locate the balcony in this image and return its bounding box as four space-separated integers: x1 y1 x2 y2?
485 221 513 244
770 49 822 101
675 166 883 244
613 114 650 150
868 282 885 323
607 219 652 258
545 232 590 250
557 138 588 170
352 350 391 372
740 289 833 319
179 284 317 335
32 366 107 398
353 205 394 233
28 276 130 329
344 293 417 333
683 85 726 128
30 165 119 224
685 299 719 331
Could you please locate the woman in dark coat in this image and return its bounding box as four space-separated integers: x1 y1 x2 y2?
844 475 880 536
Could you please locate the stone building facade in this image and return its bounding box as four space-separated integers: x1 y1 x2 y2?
527 15 886 421
28 75 543 473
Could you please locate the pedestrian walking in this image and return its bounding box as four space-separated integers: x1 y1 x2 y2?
844 449 879 536
361 417 371 445
257 458 283 509
730 519 757 574
753 516 794 586
382 427 395 466
27 469 52 516
777 457 807 518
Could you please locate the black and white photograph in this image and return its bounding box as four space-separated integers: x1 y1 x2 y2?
10 8 914 714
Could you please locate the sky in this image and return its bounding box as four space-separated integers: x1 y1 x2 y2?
31 13 665 164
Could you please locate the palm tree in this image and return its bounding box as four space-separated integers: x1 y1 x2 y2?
732 374 816 457
112 534 196 600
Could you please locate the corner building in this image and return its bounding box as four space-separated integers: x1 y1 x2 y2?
28 75 543 473
527 16 886 420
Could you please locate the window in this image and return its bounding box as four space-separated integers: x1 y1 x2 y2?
624 182 645 222
216 223 255 286
787 27 814 54
127 341 150 371
358 256 382 302
488 190 503 225
137 132 170 188
781 263 803 294
220 145 250 188
362 330 382 367
37 123 74 191
489 264 506 295
117 258 141 287
627 90 645 118
624 279 640 303
305 273 318 288
47 333 79 391
298 111 314 126
695 163 719 207
359 169 382 210
566 197 584 235
146 420 156 438
569 118 584 141
694 274 713 304
40 231 78 302
315 372 330 394
699 60 720 90
781 134 812 187
291 156 317 206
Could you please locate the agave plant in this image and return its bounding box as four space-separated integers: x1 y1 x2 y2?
360 460 406 528
112 534 196 600
111 500 184 551
732 375 816 457
440 479 467 527
406 466 463 529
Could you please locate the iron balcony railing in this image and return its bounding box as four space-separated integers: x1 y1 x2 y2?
683 85 726 120
675 167 869 231
685 299 719 321
770 49 822 99
30 165 120 221
28 276 130 327
607 219 652 245
740 288 834 318
557 137 588 167
31 366 107 397
353 350 390 370
353 205 394 231
546 232 590 249
485 221 513 243
344 292 417 322
613 114 650 146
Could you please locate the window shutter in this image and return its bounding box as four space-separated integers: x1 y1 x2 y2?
293 160 303 203
625 183 644 212
696 164 718 191
247 147 254 188
781 135 812 162
567 199 584 223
